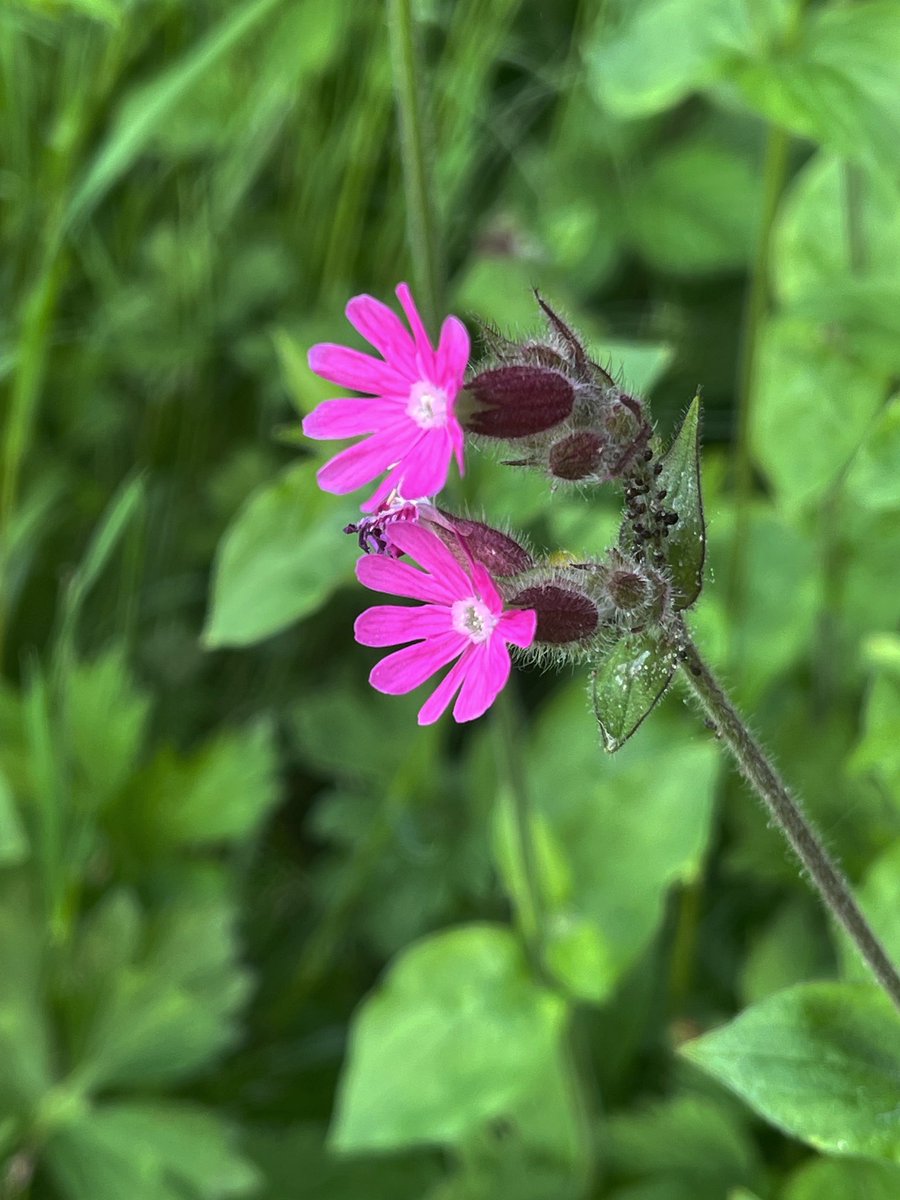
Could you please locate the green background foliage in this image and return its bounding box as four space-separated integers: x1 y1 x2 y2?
1 0 899 1196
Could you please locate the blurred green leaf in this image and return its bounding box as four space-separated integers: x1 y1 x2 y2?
0 881 53 1114
628 138 761 275
204 462 358 648
682 982 900 1161
604 1094 763 1200
656 395 705 609
730 2 900 168
783 1156 900 1200
127 721 279 848
65 0 286 229
245 1123 440 1200
844 396 900 513
751 315 886 509
837 844 900 987
850 672 900 807
518 686 718 1001
46 1101 259 1200
331 924 570 1152
740 898 834 1005
591 631 677 752
72 878 251 1091
773 154 900 375
62 645 150 811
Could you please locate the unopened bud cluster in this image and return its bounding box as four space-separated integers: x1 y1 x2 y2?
458 294 654 488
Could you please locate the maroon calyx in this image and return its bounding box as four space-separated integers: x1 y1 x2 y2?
463 365 575 438
508 583 599 644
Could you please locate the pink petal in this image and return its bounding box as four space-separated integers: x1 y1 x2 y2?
499 608 538 649
395 283 436 379
369 630 466 695
354 603 450 647
449 419 465 474
356 554 457 604
435 315 470 394
316 423 417 495
308 343 413 397
470 561 504 614
345 294 417 374
302 397 404 439
386 524 474 595
452 637 511 722
390 428 454 501
360 468 410 513
417 653 472 725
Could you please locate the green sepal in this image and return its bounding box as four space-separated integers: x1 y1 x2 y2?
656 395 705 609
591 630 676 752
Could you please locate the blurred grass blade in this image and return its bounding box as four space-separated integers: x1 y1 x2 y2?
60 473 146 639
65 0 285 229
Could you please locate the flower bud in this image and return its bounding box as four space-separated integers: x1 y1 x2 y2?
548 431 605 481
508 583 599 645
606 567 650 611
428 511 534 576
462 365 575 439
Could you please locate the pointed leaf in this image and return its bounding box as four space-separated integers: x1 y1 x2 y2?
682 982 900 1162
656 395 705 609
591 631 676 752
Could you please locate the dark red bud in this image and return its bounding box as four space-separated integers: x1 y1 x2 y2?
508 584 599 644
463 365 575 438
548 431 605 481
431 511 534 576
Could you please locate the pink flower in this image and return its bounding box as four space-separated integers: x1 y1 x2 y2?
304 284 469 512
354 523 537 725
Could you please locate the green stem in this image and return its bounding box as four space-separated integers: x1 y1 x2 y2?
675 618 900 1013
387 0 443 330
494 686 545 968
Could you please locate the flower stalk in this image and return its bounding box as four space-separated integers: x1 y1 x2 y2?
673 616 900 1013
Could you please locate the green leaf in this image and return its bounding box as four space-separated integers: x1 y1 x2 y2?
740 898 833 1006
773 155 900 375
730 2 900 169
656 396 705 609
837 844 900 987
331 924 570 1152
751 316 886 508
850 672 900 808
844 396 900 513
682 982 900 1162
204 461 358 648
628 138 761 275
0 881 53 1113
784 1156 900 1200
72 878 251 1090
127 721 279 848
244 1123 440 1200
65 0 285 229
512 685 719 1001
585 0 765 119
605 1094 763 1200
58 474 146 646
62 645 151 811
591 630 677 752
0 767 27 865
46 1101 259 1200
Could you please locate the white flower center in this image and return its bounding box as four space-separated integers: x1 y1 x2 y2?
451 596 497 644
407 380 449 429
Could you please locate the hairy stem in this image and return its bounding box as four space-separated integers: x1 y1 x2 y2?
673 618 900 1012
387 0 443 332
